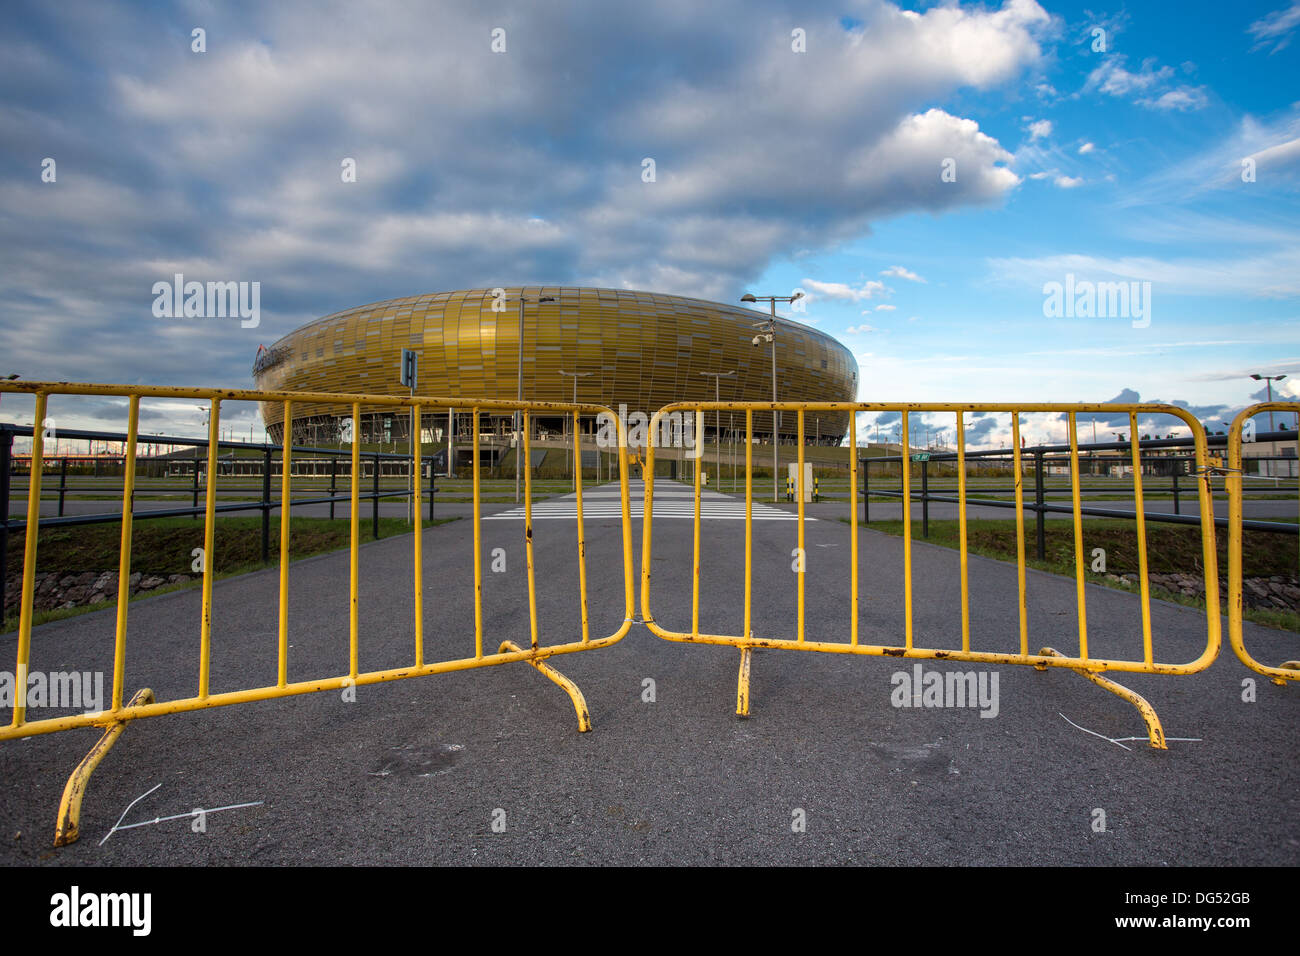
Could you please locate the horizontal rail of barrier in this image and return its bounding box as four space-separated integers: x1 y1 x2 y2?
641 401 1225 748
0 381 634 846
1227 403 1300 684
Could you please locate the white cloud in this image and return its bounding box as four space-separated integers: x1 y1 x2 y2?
845 324 882 334
987 250 1300 297
1054 175 1084 188
875 304 897 311
881 265 926 282
1026 118 1052 140
802 278 888 301
1029 170 1052 180
1078 141 1095 154
1084 55 1206 112
1249 3 1300 53
1139 87 1209 112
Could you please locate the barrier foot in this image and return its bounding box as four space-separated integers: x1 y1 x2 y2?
499 641 590 732
54 688 155 847
1039 648 1166 750
736 647 752 718
1271 661 1300 686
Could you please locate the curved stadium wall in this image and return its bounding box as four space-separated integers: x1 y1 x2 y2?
252 287 857 445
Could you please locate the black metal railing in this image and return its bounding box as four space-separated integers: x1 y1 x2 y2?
1 423 438 628
859 431 1299 558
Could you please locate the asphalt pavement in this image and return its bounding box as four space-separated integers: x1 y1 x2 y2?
0 479 1295 865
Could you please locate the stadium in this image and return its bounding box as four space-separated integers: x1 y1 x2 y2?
251 287 858 453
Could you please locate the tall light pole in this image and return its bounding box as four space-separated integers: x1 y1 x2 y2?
699 370 735 490
1251 373 1288 478
741 291 803 502
511 292 556 502
559 369 591 491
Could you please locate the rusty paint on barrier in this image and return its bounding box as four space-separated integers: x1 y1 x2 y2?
641 400 1223 737
1227 403 1300 684
0 380 635 845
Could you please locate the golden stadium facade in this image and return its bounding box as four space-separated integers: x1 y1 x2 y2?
252 287 857 445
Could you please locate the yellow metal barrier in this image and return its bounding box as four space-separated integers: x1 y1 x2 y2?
1227 403 1300 684
0 381 634 845
641 402 1223 747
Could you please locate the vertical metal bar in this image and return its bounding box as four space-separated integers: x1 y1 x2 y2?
692 408 702 637
797 408 805 643
901 410 913 650
278 401 292 688
199 398 220 699
329 455 337 519
1068 413 1088 660
12 394 47 728
744 409 753 640
574 407 590 644
921 458 929 538
413 404 424 668
1129 412 1153 667
349 403 359 680
1172 465 1180 515
1035 450 1046 561
957 413 969 654
192 449 200 519
372 452 379 542
110 396 139 712
473 409 483 657
523 410 538 652
1011 412 1028 657
849 410 858 646
863 455 869 524
58 457 67 517
429 459 435 522
261 445 272 563
0 429 11 631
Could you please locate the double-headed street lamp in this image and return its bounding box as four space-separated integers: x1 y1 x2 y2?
559 369 592 490
1251 373 1291 478
741 291 803 503
699 370 735 488
511 293 556 502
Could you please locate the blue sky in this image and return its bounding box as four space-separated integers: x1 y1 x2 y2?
1 0 1298 445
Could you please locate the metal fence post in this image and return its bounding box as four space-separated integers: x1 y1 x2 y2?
862 456 869 524
1034 450 1046 561
58 456 68 517
0 429 11 629
921 458 929 538
428 462 435 522
192 449 201 519
372 452 380 541
1172 462 1180 516
261 445 272 563
329 455 337 520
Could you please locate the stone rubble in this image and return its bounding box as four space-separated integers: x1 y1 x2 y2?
4 570 194 615
1103 571 1300 612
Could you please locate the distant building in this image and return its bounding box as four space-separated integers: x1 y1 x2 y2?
252 287 856 449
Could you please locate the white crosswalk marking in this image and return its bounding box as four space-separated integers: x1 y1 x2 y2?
483 480 812 521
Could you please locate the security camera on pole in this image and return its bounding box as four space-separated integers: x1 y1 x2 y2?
741 291 803 503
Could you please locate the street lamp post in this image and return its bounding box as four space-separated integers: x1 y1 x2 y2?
741 291 803 503
513 293 556 502
559 369 592 491
699 370 735 491
1251 373 1288 478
